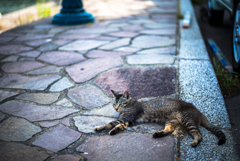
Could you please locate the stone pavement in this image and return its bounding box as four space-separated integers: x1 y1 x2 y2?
0 0 239 160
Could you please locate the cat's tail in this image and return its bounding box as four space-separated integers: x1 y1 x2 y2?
201 115 226 145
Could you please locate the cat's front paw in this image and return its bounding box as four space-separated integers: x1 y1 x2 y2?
109 128 118 135
94 126 104 131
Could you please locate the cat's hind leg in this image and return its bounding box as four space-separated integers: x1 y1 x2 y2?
153 119 179 138
94 120 120 131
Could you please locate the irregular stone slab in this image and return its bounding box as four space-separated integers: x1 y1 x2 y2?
0 90 19 102
28 66 63 75
0 37 15 43
38 51 86 66
95 67 176 99
61 118 70 126
137 46 176 55
39 121 59 127
108 23 129 27
68 84 110 109
16 93 60 104
50 77 74 92
25 39 48 47
81 104 119 118
99 38 130 50
73 116 115 133
131 123 164 134
76 133 174 161
52 155 80 161
0 100 79 122
139 29 176 35
0 45 33 55
2 61 45 73
143 23 177 29
0 117 41 141
66 57 123 83
0 142 49 161
37 43 59 52
131 36 175 48
0 55 19 62
121 25 145 31
0 113 5 121
64 27 119 34
18 50 41 57
105 31 139 37
52 39 71 46
129 19 157 24
19 57 35 61
115 46 141 52
94 36 119 40
14 35 54 41
151 14 177 19
33 125 81 153
56 98 73 108
86 50 132 58
57 34 98 40
59 40 110 52
0 74 61 90
127 54 174 65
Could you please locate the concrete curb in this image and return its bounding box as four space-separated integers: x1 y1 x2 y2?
179 0 239 160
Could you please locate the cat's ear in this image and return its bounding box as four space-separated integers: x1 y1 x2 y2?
111 90 118 97
123 91 129 99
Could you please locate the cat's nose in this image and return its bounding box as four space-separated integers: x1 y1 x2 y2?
114 106 119 111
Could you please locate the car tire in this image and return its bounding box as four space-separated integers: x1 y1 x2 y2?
232 0 240 72
208 0 224 26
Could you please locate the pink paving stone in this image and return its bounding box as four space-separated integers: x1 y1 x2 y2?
52 39 72 46
68 84 110 109
95 67 176 99
19 57 36 61
52 155 80 161
32 125 81 153
86 50 132 58
66 57 123 83
0 45 33 55
0 74 61 90
24 39 48 47
57 34 98 39
14 34 54 41
0 90 19 102
37 51 86 66
94 36 119 41
0 100 79 122
18 51 41 57
63 27 119 34
121 25 145 31
99 38 130 50
39 121 59 128
2 61 45 73
139 29 176 35
61 118 70 126
0 37 15 43
104 31 139 38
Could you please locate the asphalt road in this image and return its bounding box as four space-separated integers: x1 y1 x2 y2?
193 4 240 155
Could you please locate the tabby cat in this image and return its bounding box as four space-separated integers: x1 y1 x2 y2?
94 90 226 147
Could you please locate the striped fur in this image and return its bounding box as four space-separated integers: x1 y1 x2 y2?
94 90 226 147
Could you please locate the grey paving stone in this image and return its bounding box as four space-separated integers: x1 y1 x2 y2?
0 55 19 62
59 40 110 52
16 93 60 105
0 117 42 141
127 54 174 65
33 125 81 153
25 39 48 47
0 37 15 43
95 67 176 99
108 23 129 27
94 36 119 40
99 38 130 50
81 104 119 118
0 142 49 161
114 46 141 52
52 155 80 161
86 50 132 58
0 90 19 102
73 116 115 133
121 25 145 31
0 113 5 121
0 100 79 122
139 29 176 35
39 121 59 127
19 57 35 61
129 19 157 24
131 36 175 48
143 23 177 29
56 98 73 108
28 66 63 75
64 27 119 34
57 34 98 40
0 74 61 90
104 31 139 37
52 39 72 46
147 7 177 13
0 45 33 55
76 133 174 161
50 77 74 92
68 84 110 109
137 46 176 55
37 43 59 52
18 50 41 57
151 14 177 19
66 57 123 83
2 61 45 73
61 118 70 126
14 35 54 41
38 51 86 66
131 123 164 134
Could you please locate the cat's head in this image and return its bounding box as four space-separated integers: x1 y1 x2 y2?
111 90 131 112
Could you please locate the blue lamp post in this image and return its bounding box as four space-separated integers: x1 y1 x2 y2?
52 0 94 25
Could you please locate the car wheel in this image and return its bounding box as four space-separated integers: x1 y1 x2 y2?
232 1 240 72
208 0 224 26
